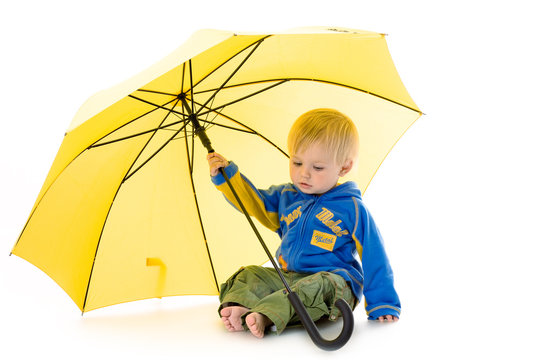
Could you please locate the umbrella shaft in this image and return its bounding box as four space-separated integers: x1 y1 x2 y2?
219 167 293 294
191 105 291 292
196 126 213 152
179 94 214 153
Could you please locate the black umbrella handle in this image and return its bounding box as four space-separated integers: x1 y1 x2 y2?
288 293 354 351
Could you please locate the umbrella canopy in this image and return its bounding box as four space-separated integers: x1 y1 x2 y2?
11 27 422 313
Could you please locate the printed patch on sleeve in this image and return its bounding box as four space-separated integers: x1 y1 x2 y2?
310 230 337 252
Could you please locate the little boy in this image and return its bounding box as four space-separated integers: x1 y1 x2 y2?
207 108 400 339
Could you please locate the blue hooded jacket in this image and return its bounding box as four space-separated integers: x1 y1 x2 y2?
212 161 401 320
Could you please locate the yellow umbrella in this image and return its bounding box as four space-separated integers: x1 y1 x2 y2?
11 27 421 318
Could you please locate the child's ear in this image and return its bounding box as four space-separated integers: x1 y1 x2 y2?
339 159 354 177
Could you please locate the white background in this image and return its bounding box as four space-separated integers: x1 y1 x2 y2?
1 0 539 358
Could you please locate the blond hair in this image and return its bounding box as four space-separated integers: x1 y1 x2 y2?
287 108 359 165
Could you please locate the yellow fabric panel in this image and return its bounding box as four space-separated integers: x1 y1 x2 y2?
12 135 150 311
202 80 419 195
142 35 265 97
29 96 160 218
84 140 218 311
66 29 240 131
207 32 419 112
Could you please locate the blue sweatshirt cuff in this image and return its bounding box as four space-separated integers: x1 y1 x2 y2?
367 305 401 320
211 161 239 186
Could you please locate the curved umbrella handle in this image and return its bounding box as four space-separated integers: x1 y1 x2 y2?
287 292 354 351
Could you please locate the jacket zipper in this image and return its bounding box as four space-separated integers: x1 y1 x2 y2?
290 196 320 270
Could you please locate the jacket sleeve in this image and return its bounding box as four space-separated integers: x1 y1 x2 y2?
352 198 401 320
211 161 281 232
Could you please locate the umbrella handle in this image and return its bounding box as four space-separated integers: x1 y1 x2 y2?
287 292 354 351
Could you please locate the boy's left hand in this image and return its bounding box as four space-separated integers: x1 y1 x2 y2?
207 152 229 177
377 315 399 322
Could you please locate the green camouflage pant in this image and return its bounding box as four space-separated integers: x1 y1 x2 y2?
218 265 357 334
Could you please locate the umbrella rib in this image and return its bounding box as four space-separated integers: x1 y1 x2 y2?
197 79 288 117
123 121 189 183
13 98 183 251
181 62 186 94
191 36 270 91
197 78 421 114
197 119 256 134
190 99 256 134
190 99 289 158
82 99 183 311
192 79 283 95
182 121 220 292
90 118 189 148
81 175 128 313
135 89 178 97
122 100 189 182
293 77 422 114
194 38 265 117
189 97 254 134
130 38 271 114
122 97 184 181
184 100 196 174
189 60 196 113
363 115 421 195
89 97 179 147
128 94 189 117
201 94 218 131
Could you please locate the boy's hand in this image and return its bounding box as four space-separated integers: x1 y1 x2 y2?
207 152 229 177
377 315 399 322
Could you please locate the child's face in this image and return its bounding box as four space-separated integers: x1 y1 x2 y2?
289 142 350 195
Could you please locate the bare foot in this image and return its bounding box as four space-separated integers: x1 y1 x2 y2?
220 306 249 332
245 312 272 338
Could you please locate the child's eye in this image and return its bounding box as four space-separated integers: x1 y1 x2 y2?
313 166 324 171
293 162 302 167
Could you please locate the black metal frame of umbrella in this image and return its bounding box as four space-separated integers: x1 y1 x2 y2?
188 105 354 351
